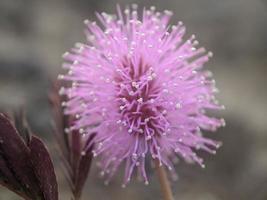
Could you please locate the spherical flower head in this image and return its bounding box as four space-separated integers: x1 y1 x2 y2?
59 5 225 186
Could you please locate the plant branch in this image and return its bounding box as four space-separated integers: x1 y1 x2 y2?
155 160 174 200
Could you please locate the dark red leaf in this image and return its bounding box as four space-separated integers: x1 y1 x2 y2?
29 136 58 200
0 154 21 191
13 110 31 145
49 82 70 162
0 113 41 199
49 81 95 200
74 142 94 199
71 130 81 181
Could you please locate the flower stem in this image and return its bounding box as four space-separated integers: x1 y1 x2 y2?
155 160 174 200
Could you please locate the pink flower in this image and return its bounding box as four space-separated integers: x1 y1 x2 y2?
59 5 225 186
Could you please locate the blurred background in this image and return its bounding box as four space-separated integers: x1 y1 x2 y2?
0 0 266 199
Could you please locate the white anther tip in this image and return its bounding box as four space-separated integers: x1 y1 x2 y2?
84 19 90 24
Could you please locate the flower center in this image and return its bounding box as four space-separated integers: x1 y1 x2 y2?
114 57 168 139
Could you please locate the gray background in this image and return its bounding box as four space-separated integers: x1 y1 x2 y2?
0 0 267 199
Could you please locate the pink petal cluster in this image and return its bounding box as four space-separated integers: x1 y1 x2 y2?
59 5 225 186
